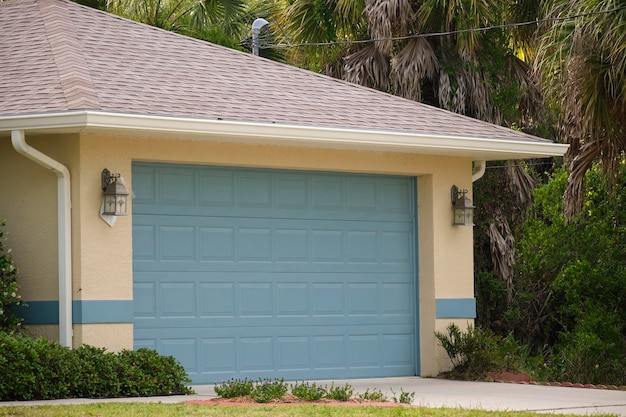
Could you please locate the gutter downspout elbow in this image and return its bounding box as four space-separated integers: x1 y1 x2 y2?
11 130 72 348
472 160 486 182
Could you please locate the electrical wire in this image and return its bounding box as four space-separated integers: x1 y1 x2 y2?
257 5 626 49
243 6 626 170
485 154 626 171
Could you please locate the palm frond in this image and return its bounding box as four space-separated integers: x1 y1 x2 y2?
535 0 626 218
390 38 438 101
437 68 452 110
487 209 515 307
505 160 536 214
506 54 543 128
343 43 390 90
364 0 414 54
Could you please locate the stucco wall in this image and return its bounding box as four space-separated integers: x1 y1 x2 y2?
0 131 475 372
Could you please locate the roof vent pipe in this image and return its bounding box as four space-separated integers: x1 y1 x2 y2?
11 130 73 348
252 18 269 56
472 160 486 182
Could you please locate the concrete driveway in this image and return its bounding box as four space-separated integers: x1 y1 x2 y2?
1 377 625 416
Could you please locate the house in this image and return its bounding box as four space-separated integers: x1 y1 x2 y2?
0 0 568 384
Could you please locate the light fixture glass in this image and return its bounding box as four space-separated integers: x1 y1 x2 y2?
101 169 129 216
451 185 475 226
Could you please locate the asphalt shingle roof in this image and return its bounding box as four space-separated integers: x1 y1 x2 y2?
0 0 550 143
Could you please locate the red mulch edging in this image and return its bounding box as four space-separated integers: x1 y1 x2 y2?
486 372 626 390
185 393 415 407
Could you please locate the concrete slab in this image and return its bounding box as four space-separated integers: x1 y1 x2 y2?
1 377 625 416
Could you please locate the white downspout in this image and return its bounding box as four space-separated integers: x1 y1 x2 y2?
11 130 72 347
472 160 486 182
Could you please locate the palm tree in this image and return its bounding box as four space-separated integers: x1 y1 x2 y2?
535 0 626 219
103 0 247 47
276 0 545 128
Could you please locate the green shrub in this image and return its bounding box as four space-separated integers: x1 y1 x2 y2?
0 334 192 400
0 219 25 334
117 348 192 397
214 378 254 398
542 307 626 385
326 382 353 401
70 345 121 397
435 323 527 380
290 381 327 401
358 388 386 402
0 333 43 400
390 388 415 404
250 378 288 403
511 164 626 385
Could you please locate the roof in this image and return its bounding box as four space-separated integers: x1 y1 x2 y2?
0 0 568 160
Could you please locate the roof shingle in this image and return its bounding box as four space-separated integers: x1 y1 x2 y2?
1 0 550 143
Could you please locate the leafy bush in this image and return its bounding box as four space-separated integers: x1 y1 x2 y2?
116 348 192 397
513 164 626 385
358 388 386 402
326 382 353 401
214 378 254 398
435 323 527 380
0 219 25 334
250 378 288 403
390 388 415 404
0 334 192 400
541 306 626 385
70 345 120 398
290 381 327 401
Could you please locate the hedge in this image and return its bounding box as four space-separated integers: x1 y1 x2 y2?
0 333 193 400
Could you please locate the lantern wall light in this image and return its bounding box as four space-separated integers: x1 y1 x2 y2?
451 185 475 226
101 169 129 216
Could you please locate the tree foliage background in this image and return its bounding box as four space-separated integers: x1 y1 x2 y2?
513 163 625 384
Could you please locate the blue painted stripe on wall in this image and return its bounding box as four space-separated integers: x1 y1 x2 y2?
17 301 59 324
436 298 476 319
17 300 133 324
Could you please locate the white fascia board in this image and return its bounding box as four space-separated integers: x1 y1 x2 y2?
0 111 569 160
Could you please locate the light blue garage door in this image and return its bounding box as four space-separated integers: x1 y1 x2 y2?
132 163 418 383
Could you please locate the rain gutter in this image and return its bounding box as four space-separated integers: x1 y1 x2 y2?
11 130 72 348
0 111 570 161
472 160 486 182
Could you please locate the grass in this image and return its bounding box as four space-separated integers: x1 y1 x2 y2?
0 403 617 417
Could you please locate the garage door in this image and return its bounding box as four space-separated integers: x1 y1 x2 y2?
132 163 418 383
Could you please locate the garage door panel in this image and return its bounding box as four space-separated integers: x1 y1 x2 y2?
133 274 414 326
240 337 274 371
133 312 414 329
136 327 415 381
133 163 417 383
160 338 198 373
277 336 311 370
200 283 236 317
134 218 413 272
159 171 195 206
201 338 236 372
135 206 411 222
383 334 415 366
133 282 157 318
133 225 156 260
199 227 235 261
275 176 308 210
135 166 413 222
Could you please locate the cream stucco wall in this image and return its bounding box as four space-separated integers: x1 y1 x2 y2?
0 131 475 373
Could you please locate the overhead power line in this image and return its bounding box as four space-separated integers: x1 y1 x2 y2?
257 5 626 49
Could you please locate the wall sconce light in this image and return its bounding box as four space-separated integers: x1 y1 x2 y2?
451 185 475 226
101 169 129 216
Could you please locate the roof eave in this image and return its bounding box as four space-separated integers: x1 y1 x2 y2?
0 111 569 161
